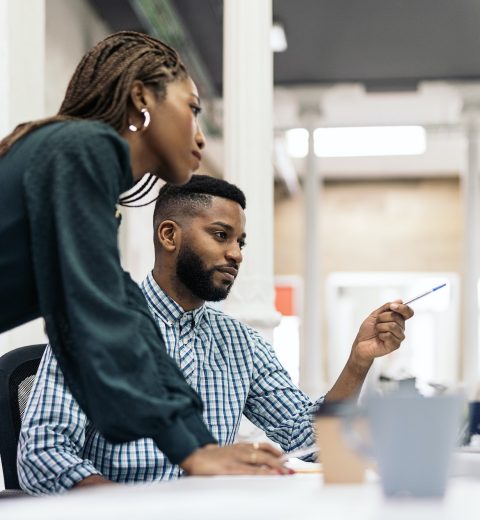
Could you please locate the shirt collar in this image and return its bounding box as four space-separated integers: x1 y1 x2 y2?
140 272 207 327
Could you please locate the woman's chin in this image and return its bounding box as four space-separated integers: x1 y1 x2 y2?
170 171 194 186
152 168 192 185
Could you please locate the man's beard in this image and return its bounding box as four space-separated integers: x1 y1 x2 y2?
176 244 234 302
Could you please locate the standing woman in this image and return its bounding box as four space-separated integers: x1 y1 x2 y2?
0 32 283 476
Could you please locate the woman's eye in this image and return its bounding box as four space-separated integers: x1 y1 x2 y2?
191 105 202 117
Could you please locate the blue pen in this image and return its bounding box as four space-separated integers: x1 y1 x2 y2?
404 283 447 305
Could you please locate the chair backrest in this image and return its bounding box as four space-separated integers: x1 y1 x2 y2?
0 344 46 490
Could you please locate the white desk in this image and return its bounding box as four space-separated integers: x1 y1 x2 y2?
2 470 480 520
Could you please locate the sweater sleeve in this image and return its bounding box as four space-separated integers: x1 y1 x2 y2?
22 122 216 464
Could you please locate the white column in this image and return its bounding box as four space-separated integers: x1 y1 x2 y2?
462 107 480 397
0 0 47 356
0 0 46 137
300 106 325 398
222 0 279 342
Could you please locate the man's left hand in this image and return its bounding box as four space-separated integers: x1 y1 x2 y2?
349 300 414 371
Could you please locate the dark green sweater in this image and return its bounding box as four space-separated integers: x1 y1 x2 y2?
0 121 216 463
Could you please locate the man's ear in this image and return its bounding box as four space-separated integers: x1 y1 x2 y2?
157 220 181 252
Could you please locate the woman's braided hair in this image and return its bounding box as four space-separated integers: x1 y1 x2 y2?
0 31 188 156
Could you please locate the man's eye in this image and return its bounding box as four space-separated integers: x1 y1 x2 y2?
214 231 227 240
238 240 246 250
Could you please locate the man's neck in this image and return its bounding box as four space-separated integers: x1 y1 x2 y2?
151 266 204 312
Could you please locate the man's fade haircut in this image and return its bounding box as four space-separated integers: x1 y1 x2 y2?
153 174 246 249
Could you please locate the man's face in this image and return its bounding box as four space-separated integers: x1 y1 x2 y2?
176 197 246 302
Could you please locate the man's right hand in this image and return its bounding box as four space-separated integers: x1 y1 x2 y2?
74 474 113 488
180 442 292 476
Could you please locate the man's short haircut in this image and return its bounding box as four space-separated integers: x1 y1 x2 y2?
153 174 246 248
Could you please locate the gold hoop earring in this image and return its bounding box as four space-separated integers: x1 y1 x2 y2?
128 108 151 132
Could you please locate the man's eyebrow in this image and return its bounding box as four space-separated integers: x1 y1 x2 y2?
211 221 246 239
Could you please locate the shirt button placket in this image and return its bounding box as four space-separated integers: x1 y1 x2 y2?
179 316 195 384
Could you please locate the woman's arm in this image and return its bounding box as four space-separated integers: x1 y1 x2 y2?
23 121 215 465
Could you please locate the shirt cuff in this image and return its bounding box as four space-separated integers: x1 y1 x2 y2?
181 410 217 446
152 412 217 465
56 460 102 492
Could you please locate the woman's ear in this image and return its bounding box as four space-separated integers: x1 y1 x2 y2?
129 80 158 111
129 80 148 111
157 220 180 252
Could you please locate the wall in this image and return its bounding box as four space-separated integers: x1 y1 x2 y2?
275 177 462 275
0 0 46 137
274 177 462 385
0 0 110 355
45 0 110 115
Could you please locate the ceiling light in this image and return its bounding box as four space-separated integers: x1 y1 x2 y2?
286 126 426 158
286 128 309 158
274 138 300 194
314 126 426 157
271 21 287 52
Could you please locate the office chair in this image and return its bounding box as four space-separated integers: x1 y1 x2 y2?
0 344 46 490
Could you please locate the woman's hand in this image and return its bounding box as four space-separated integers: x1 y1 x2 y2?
180 442 293 476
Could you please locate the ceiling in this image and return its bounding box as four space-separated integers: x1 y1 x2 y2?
88 0 480 180
89 0 480 93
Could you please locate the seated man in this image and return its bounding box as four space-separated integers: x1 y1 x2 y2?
18 175 413 494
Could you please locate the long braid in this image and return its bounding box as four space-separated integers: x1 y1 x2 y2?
0 31 188 159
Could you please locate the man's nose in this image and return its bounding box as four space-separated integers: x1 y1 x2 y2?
226 244 243 265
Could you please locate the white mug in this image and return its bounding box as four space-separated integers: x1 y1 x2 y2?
343 390 464 497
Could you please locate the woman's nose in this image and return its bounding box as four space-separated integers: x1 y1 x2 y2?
196 124 206 150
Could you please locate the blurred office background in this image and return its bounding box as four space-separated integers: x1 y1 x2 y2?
1 0 479 424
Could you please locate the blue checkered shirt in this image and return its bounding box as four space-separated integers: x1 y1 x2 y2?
18 273 322 495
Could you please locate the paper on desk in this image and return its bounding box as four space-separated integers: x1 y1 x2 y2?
284 459 322 474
